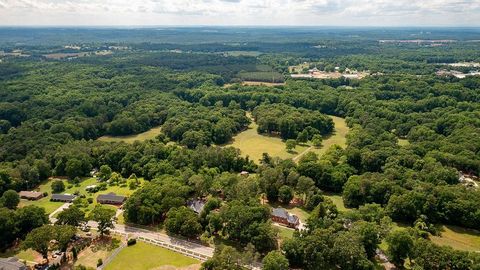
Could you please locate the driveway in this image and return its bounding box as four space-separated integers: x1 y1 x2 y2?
49 203 71 223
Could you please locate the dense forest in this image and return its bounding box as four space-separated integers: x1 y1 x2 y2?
1 28 480 269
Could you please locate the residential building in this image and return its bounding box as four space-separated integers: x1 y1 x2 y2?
271 207 300 228
0 257 27 270
50 194 76 203
187 199 206 214
97 192 126 205
18 191 43 200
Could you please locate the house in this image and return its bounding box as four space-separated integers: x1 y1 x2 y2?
97 192 126 205
50 194 76 203
187 199 206 214
0 257 27 270
271 208 300 229
240 171 249 177
18 191 43 200
90 168 98 177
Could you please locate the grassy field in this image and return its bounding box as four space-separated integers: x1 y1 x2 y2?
0 248 39 264
75 236 121 269
431 225 480 252
226 115 348 163
225 118 309 163
323 193 349 212
398 138 410 146
104 242 199 270
97 126 162 144
310 116 349 157
277 226 295 241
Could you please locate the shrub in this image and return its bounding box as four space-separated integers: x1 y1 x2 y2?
127 238 137 246
87 198 93 204
97 259 103 267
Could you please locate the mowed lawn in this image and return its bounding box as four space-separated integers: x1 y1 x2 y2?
323 193 350 212
97 126 162 144
431 225 480 252
227 114 349 163
226 119 309 163
310 116 349 157
104 242 199 270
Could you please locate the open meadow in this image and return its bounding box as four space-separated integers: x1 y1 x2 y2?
431 225 480 252
97 126 162 144
104 242 200 270
226 114 349 163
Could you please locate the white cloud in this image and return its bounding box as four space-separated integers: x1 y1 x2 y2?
0 0 479 26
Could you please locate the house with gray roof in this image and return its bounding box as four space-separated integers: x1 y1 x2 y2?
97 192 126 205
271 207 300 228
187 199 206 214
50 194 76 203
0 257 27 270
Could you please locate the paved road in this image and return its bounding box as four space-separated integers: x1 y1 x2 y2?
86 221 215 258
49 203 71 223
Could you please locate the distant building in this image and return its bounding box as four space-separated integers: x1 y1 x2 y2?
90 168 98 177
97 192 126 205
50 194 76 203
187 199 206 214
0 257 27 270
271 208 300 228
240 171 249 177
18 191 43 201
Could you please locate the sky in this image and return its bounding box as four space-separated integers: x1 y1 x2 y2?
0 0 479 27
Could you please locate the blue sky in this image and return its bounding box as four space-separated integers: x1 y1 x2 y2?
0 0 479 26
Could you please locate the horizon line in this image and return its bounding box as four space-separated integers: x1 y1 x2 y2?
0 25 479 29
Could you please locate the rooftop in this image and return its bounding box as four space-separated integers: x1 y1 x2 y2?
0 257 27 270
97 192 126 203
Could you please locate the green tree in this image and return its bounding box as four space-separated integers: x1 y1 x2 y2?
98 165 112 180
1 189 19 209
296 130 308 144
55 225 76 251
285 139 296 152
0 208 16 250
262 251 289 270
22 225 55 260
56 205 86 227
15 205 49 237
278 185 294 204
201 245 246 270
89 205 116 236
51 180 65 193
386 230 414 268
312 134 323 148
165 207 202 238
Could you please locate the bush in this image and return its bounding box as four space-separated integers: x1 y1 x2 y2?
97 258 103 267
43 192 48 197
127 238 137 246
87 198 93 204
51 180 65 193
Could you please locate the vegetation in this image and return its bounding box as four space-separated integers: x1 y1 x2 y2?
1 27 480 269
105 242 199 270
